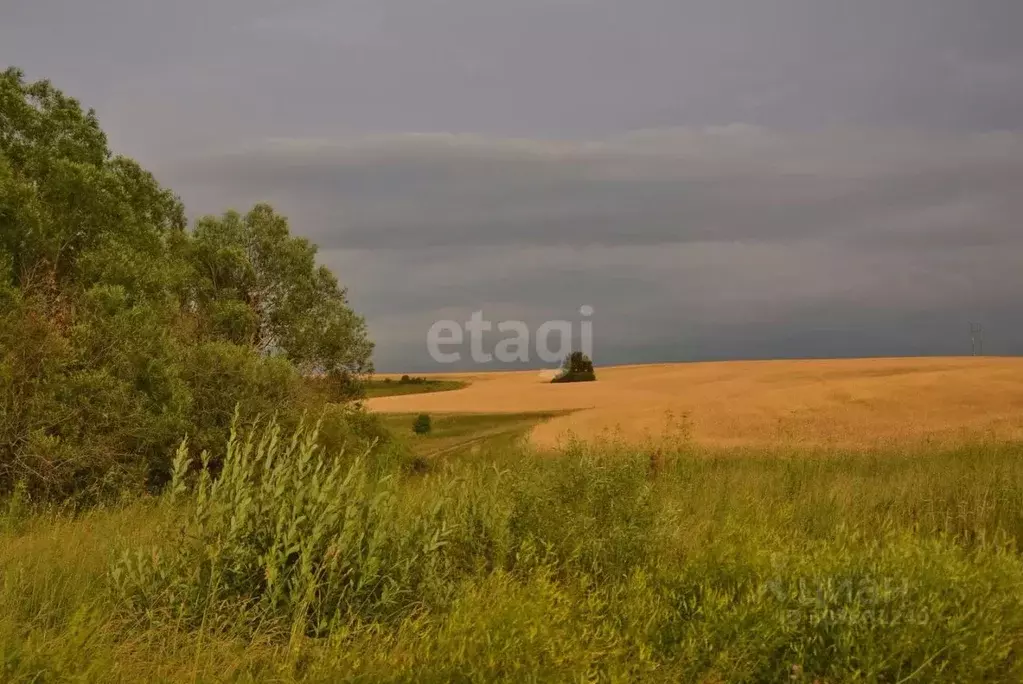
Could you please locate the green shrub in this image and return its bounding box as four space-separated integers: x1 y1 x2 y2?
0 282 188 502
552 351 597 383
175 341 299 467
111 416 453 634
413 413 432 435
311 401 393 472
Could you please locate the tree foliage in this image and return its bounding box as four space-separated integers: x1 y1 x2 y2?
412 413 432 435
552 352 596 383
0 67 376 501
188 205 372 379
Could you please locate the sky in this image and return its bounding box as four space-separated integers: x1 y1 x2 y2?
3 0 1022 371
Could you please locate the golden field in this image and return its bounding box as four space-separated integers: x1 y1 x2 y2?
367 356 1023 449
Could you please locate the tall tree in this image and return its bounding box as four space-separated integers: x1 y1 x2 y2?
1 68 377 499
0 68 185 294
0 68 191 497
188 204 374 384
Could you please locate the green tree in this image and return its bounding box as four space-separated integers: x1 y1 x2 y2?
0 68 379 500
562 351 595 375
0 68 190 498
188 205 374 388
553 352 596 383
0 69 186 293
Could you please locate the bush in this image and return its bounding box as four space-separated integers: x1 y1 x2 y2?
111 417 455 634
551 352 597 383
413 413 432 435
0 281 190 502
312 401 392 468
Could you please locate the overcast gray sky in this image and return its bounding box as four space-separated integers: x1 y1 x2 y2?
3 0 1022 370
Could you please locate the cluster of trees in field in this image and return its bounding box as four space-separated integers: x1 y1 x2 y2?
551 351 596 383
0 68 379 502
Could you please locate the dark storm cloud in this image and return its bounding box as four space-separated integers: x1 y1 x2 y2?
163 128 1023 253
4 0 1023 153
300 197 1020 371
3 0 1022 369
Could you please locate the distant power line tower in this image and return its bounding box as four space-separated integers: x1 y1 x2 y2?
969 322 984 356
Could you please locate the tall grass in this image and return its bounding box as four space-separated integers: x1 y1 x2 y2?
3 418 1023 681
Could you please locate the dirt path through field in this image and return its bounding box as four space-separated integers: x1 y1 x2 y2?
366 357 1023 449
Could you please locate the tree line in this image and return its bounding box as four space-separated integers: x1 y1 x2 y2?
0 68 378 503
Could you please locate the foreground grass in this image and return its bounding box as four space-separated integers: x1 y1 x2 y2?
3 426 1023 682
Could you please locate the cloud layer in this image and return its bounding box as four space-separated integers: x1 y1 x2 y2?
7 0 1021 370
5 1 1023 155
159 127 1023 370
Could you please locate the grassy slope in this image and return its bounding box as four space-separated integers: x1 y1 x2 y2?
3 426 1023 681
362 379 468 399
378 411 562 459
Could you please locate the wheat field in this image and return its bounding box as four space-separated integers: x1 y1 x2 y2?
367 356 1023 449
